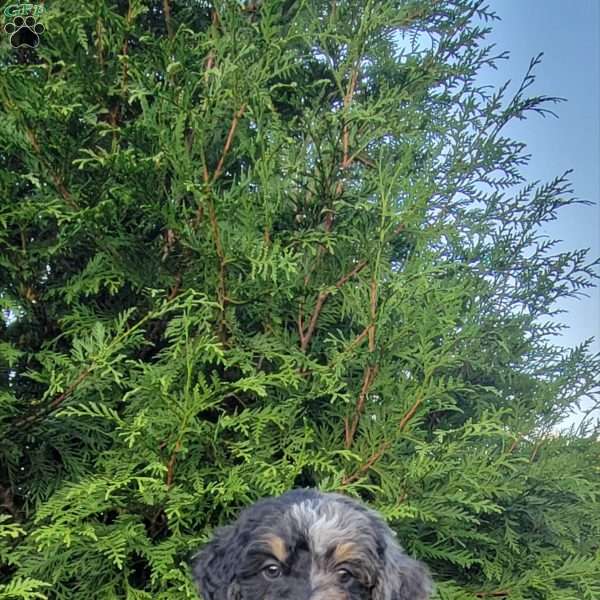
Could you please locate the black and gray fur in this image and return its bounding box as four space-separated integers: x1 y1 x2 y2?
192 489 433 600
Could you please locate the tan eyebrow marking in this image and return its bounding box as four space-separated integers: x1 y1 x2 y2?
333 541 361 564
262 534 288 563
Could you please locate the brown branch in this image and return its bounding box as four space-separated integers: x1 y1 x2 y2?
475 591 510 598
368 276 377 352
212 104 246 184
302 65 360 288
343 324 371 356
162 0 174 38
167 272 182 300
202 11 219 86
49 368 92 410
344 271 378 447
297 304 305 348
15 367 93 428
103 1 133 143
210 6 222 29
207 197 225 271
135 273 182 361
344 364 379 448
507 435 521 454
300 259 368 352
342 67 358 168
182 104 246 342
121 0 133 92
393 222 405 236
166 440 181 487
25 128 78 210
206 195 228 343
399 392 424 432
0 484 22 521
341 440 390 486
95 17 105 70
353 153 376 169
530 438 544 462
161 228 177 261
300 291 327 352
336 259 368 289
204 52 215 82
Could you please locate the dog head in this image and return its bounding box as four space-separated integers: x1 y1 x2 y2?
192 489 432 600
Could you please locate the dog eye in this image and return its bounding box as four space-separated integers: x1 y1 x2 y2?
262 564 282 580
337 568 354 584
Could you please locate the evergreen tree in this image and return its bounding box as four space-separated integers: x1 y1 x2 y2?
1 1 599 598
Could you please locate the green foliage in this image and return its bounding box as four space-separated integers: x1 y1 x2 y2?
1 1 599 598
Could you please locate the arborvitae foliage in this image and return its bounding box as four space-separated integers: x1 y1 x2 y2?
1 1 599 598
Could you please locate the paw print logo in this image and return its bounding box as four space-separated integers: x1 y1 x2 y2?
4 15 44 48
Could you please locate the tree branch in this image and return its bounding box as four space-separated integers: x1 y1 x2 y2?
344 271 379 447
25 128 78 210
398 392 424 431
299 259 367 352
342 67 359 168
302 65 360 288
344 364 379 448
341 440 390 486
15 367 92 428
212 104 246 184
166 440 181 487
162 0 173 38
206 195 229 344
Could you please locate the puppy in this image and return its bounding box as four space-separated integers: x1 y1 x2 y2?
192 488 433 599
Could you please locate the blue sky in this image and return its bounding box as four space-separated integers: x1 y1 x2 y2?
480 0 599 356
480 1 599 425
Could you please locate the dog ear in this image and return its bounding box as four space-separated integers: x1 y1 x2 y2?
192 524 242 600
373 533 433 600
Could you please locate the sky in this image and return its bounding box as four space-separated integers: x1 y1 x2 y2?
478 1 600 426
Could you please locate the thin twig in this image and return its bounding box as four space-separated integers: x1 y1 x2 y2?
162 0 173 38
185 104 246 342
343 324 371 356
121 0 133 92
399 392 424 431
530 438 544 462
15 367 92 428
342 67 358 168
299 259 367 352
95 17 105 70
507 435 521 454
302 65 360 289
344 364 379 448
206 196 228 343
212 104 247 184
368 276 377 351
341 440 390 486
13 305 175 431
344 270 378 447
0 485 22 521
204 52 215 82
299 291 327 352
137 273 182 360
166 440 181 487
25 129 78 210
